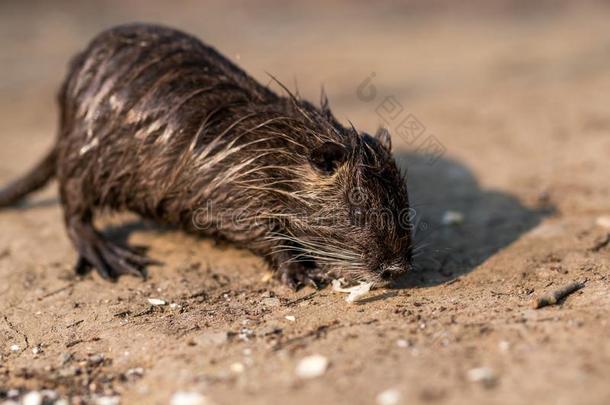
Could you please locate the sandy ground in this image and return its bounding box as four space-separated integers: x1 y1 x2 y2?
1 1 609 404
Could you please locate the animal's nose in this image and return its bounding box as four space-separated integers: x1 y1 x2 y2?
379 261 407 279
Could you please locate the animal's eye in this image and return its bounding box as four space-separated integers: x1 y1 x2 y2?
309 142 347 174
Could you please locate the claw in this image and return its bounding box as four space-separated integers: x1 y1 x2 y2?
278 262 328 290
70 221 155 280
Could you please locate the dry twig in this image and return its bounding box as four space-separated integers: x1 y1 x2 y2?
531 281 585 309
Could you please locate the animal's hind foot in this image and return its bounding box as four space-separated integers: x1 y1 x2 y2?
70 221 159 280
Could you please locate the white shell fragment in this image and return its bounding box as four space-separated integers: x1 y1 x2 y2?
295 354 329 379
331 279 373 303
9 344 20 352
147 298 166 306
285 315 296 322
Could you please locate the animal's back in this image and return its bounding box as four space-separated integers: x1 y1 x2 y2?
56 24 278 221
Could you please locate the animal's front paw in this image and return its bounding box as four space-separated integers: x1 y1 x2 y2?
278 261 329 291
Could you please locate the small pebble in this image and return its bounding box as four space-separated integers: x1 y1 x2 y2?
376 388 401 405
295 354 329 379
147 298 166 306
396 339 409 348
498 340 511 352
9 344 20 353
596 215 610 229
238 328 254 341
22 392 43 405
467 367 497 387
94 396 120 405
285 315 296 322
126 367 145 378
230 362 245 373
442 210 464 225
170 391 210 405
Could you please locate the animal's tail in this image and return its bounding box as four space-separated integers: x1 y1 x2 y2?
0 148 57 207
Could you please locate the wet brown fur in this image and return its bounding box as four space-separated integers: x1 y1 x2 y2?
0 24 412 289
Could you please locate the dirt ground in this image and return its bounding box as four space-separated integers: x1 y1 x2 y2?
1 1 609 404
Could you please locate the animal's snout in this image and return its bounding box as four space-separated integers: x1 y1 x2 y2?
379 260 409 280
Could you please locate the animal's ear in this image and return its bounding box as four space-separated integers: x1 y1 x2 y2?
374 127 392 151
309 142 347 174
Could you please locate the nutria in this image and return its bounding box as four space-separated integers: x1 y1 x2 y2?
0 24 413 289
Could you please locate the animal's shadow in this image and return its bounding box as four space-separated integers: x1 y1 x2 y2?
393 152 552 288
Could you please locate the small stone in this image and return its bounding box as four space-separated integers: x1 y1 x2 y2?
285 315 296 322
88 354 105 366
467 367 497 388
170 391 210 405
7 389 19 398
94 396 120 405
376 388 401 405
498 340 510 352
230 362 245 373
295 354 329 379
238 327 254 341
596 215 610 229
126 367 145 378
32 345 42 355
9 344 20 353
170 303 181 309
147 298 166 306
396 339 410 348
22 392 43 405
442 210 464 225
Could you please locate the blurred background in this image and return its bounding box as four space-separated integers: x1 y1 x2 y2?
2 0 609 209
1 1 609 405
